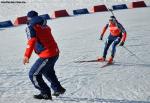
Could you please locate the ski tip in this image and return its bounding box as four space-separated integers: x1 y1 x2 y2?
74 60 99 63
100 62 114 68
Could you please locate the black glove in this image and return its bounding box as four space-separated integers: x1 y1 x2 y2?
99 35 103 40
119 42 124 46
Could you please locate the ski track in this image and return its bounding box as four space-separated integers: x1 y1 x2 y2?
0 6 150 103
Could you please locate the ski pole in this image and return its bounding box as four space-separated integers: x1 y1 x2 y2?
122 46 145 63
123 46 135 56
108 8 115 17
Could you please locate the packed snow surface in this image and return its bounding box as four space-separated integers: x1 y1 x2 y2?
0 1 150 103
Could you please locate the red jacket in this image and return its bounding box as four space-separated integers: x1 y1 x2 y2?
24 24 59 59
101 22 127 42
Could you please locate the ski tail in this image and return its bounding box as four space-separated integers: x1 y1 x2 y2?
74 59 99 63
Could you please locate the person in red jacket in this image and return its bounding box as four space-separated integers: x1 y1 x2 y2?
23 10 65 100
98 16 127 63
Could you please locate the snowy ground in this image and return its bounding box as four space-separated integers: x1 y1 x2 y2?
0 2 150 103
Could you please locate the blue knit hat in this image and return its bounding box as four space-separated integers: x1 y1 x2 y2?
27 10 38 18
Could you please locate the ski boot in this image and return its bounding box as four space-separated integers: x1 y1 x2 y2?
108 57 113 64
33 93 52 100
53 87 66 97
97 57 105 62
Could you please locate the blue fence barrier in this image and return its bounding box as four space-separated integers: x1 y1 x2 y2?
0 20 13 28
73 8 89 15
112 4 128 10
